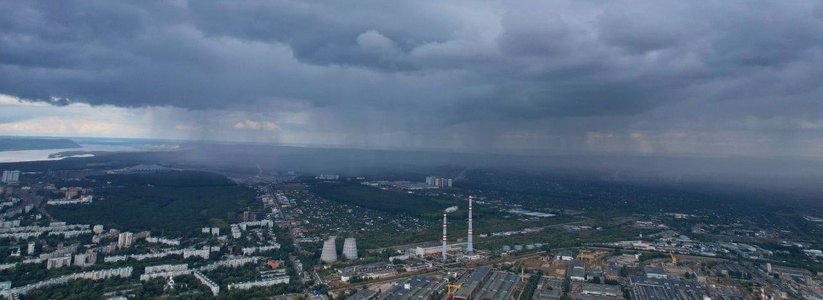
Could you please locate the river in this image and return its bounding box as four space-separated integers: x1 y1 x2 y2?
0 144 138 163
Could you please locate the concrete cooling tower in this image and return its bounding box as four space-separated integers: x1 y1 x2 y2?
320 237 337 263
342 238 358 260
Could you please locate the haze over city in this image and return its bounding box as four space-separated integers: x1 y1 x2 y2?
2 1 823 158
6 2 823 300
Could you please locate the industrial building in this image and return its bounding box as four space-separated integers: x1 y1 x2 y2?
413 242 466 257
643 266 668 279
452 266 492 300
569 260 586 281
628 276 711 300
347 288 379 300
453 267 521 300
533 277 563 300
321 237 338 263
340 262 396 282
343 238 358 260
556 250 574 261
377 276 446 300
580 283 620 297
474 271 520 300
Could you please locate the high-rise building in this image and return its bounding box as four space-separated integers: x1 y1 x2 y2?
1 171 20 184
342 238 358 260
240 211 257 223
426 176 435 186
133 231 151 240
426 176 453 188
320 237 338 263
117 232 134 249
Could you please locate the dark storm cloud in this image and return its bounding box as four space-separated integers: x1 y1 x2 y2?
2 0 823 153
186 1 456 70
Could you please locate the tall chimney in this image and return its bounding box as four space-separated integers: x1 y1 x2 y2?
442 212 448 262
467 196 474 255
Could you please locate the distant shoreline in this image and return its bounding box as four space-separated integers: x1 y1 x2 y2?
0 144 138 163
0 137 81 152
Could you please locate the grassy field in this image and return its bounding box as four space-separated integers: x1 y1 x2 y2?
308 181 582 249
308 182 456 218
49 171 255 236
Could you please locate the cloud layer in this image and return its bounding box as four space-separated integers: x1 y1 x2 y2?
2 0 823 156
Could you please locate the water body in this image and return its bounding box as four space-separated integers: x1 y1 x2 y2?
0 144 137 163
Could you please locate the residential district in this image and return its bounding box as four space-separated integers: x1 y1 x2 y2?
0 168 822 299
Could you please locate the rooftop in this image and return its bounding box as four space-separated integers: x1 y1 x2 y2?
453 266 492 299
379 276 445 300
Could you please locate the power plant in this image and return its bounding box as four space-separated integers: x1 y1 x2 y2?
467 196 474 255
320 236 338 263
342 238 358 260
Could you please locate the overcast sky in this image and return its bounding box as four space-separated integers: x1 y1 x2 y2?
2 0 823 157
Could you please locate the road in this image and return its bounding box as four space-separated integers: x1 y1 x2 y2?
365 218 589 254
328 251 546 293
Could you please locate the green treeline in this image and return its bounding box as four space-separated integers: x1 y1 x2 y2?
519 271 542 300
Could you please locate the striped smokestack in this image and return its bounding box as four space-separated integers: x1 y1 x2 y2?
442 212 448 261
467 195 474 255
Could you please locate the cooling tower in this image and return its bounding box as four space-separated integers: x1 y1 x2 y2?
320 237 338 263
342 238 358 260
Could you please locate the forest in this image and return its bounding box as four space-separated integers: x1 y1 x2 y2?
308 182 456 218
48 171 256 236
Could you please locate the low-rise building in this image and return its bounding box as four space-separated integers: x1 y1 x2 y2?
46 256 72 269
340 262 396 282
643 266 667 279
193 271 220 296
140 264 190 281
227 276 290 290
581 284 620 297
569 260 586 281
348 288 378 300
556 250 573 261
